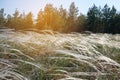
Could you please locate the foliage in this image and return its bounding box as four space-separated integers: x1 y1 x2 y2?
0 2 86 33
5 9 33 30
0 8 5 27
67 2 79 32
87 4 120 34
0 2 120 33
25 12 34 28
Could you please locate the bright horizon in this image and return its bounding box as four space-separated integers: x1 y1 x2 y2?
0 0 120 18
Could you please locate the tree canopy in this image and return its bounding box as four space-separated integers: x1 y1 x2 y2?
0 3 120 34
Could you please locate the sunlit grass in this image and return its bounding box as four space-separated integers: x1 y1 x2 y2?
0 28 120 80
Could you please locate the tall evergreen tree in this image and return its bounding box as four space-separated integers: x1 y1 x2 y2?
101 4 111 33
76 14 86 32
58 5 67 32
0 8 5 27
87 4 102 32
25 12 33 29
36 10 45 30
109 13 120 34
13 9 19 19
6 14 12 28
108 6 117 33
36 4 67 32
67 2 79 32
6 9 26 30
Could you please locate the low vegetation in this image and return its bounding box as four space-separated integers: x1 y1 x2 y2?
0 29 120 80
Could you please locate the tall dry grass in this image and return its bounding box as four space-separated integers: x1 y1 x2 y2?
0 28 120 80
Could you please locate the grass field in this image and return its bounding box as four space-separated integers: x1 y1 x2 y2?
0 29 120 80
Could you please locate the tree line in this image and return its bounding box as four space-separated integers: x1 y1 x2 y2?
0 2 120 34
87 4 120 34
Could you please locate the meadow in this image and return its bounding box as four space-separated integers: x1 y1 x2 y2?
0 28 120 80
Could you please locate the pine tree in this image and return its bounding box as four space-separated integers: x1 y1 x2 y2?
58 5 67 32
87 4 103 32
36 10 45 30
25 12 33 29
6 14 12 28
67 2 79 32
0 8 5 27
76 14 86 32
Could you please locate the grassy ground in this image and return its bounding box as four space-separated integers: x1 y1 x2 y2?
0 29 120 80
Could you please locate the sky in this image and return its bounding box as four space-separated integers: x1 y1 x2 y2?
0 0 120 18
